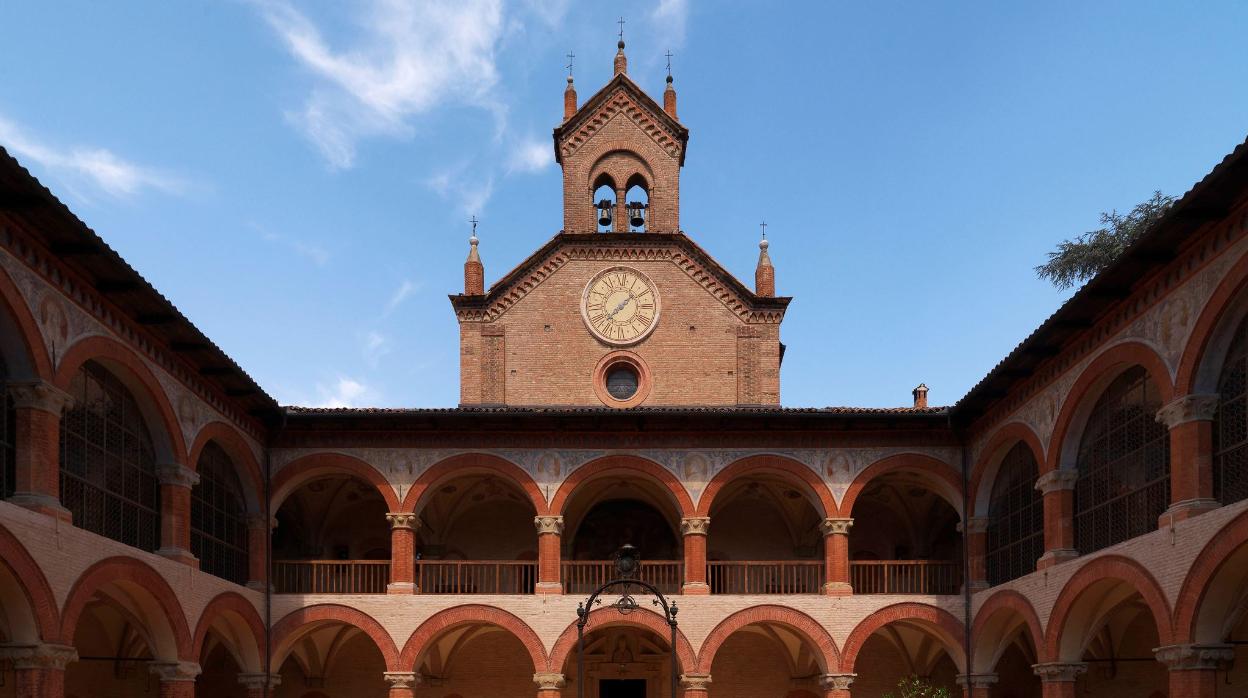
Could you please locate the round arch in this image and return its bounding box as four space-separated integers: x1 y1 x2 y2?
548 607 697 674
696 455 835 518
399 453 548 515
188 421 264 513
970 590 1044 674
192 592 265 672
969 422 1046 517
398 604 546 671
60 556 193 660
550 454 695 519
1043 554 1173 661
271 604 400 671
0 521 59 642
0 264 52 380
838 453 963 518
695 605 840 674
1176 248 1248 395
1174 507 1248 644
841 603 967 674
270 452 398 513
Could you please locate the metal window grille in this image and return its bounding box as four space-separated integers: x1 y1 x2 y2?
58 361 160 551
985 441 1044 585
1215 316 1248 505
0 355 13 499
1074 366 1170 555
191 442 249 585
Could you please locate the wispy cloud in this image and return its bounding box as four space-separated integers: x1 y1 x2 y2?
363 331 391 368
250 221 331 266
383 278 418 316
426 165 495 215
0 113 186 199
523 0 571 27
650 0 690 49
507 136 552 174
313 376 376 407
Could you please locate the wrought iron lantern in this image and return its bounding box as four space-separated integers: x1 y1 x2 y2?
597 199 614 228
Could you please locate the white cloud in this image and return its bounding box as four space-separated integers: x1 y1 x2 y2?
523 0 571 27
384 279 418 316
313 376 375 407
650 0 690 49
0 114 185 199
507 136 552 174
250 221 331 266
425 166 495 215
363 331 391 367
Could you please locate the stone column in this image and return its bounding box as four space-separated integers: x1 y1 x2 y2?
1032 662 1086 698
156 463 200 567
1034 470 1079 570
534 515 564 595
7 381 73 520
821 518 853 596
245 515 273 591
534 671 566 698
1156 395 1222 523
1155 643 1234 698
383 672 420 698
238 672 282 698
149 661 201 698
964 517 990 591
386 513 419 594
680 673 711 698
957 673 998 698
0 643 77 698
614 188 628 232
819 673 855 698
681 517 710 595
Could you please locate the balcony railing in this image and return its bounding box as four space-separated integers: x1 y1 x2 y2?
274 560 390 594
416 561 537 594
850 560 961 595
707 561 824 594
562 560 683 595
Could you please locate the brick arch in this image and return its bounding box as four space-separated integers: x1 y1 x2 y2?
53 334 187 463
695 605 840 674
270 452 398 513
841 603 966 673
1176 247 1248 395
192 592 265 672
696 454 835 517
1174 507 1248 644
60 556 193 660
1044 554 1173 661
969 422 1046 517
970 589 1044 673
271 604 400 671
548 607 697 674
399 453 549 515
0 522 58 643
397 604 546 672
550 454 695 518
188 421 264 513
838 453 963 518
1045 341 1174 473
0 263 52 380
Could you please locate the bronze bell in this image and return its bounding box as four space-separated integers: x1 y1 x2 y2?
597 199 613 228
628 202 646 229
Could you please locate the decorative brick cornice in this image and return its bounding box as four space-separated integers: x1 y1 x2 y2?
819 674 855 690
149 661 202 682
821 517 853 536
680 517 710 536
0 644 77 670
1155 394 1221 428
559 86 684 162
533 672 566 690
534 516 565 535
956 674 998 688
156 462 200 489
679 674 712 690
7 381 73 414
1032 662 1087 682
1035 469 1078 494
1153 644 1234 670
383 672 420 689
238 673 282 690
386 513 420 531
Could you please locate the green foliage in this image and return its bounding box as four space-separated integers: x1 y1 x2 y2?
882 675 951 698
1035 191 1175 290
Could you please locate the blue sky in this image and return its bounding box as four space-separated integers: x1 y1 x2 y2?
1 2 1246 408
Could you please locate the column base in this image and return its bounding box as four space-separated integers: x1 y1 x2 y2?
386 582 417 594
1036 549 1078 570
1160 499 1221 525
822 581 853 596
245 580 273 593
535 581 564 595
156 547 199 568
682 582 710 595
967 580 990 593
7 493 72 522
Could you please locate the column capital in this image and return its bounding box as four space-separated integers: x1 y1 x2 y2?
820 517 853 536
533 672 567 689
1156 393 1220 428
386 512 420 530
956 673 998 688
1035 469 1078 494
238 673 282 690
1154 643 1235 670
1031 662 1087 682
246 513 277 531
156 462 200 489
962 516 990 534
679 674 712 690
0 643 77 670
149 660 202 682
534 515 565 535
7 381 74 414
680 516 710 536
819 673 855 690
383 671 421 688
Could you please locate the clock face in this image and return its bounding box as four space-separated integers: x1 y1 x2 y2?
581 267 661 345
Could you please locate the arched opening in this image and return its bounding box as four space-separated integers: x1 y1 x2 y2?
624 175 649 232
560 625 680 698
272 475 390 594
985 442 1044 585
274 623 388 697
1053 579 1167 695
706 476 825 594
0 353 13 499
1215 313 1248 505
972 598 1042 698
411 622 537 695
991 634 1041 698
708 623 829 697
1074 365 1170 554
192 442 250 586
849 472 962 594
850 620 961 697
413 474 538 594
59 360 161 552
593 174 617 233
1183 520 1248 689
197 632 246 698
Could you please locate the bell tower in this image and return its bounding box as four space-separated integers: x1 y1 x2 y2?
554 39 689 234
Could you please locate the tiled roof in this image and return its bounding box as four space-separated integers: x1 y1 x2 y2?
285 404 949 416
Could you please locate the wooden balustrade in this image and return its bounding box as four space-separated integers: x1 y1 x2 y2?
850 560 962 595
707 561 824 594
273 560 390 594
416 561 538 594
561 560 683 595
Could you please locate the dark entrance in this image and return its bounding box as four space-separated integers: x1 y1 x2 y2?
600 679 646 697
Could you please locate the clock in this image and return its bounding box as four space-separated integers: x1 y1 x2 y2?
581 266 661 345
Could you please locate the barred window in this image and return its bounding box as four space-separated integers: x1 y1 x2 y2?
985 442 1044 585
192 442 249 585
1074 366 1170 555
1 355 14 499
1216 315 1248 505
59 361 160 551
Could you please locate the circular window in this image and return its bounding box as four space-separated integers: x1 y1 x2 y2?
606 365 640 400
593 351 652 408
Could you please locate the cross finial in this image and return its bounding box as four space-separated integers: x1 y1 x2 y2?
566 51 575 77
760 221 767 240
618 16 626 42
470 215 479 238
665 50 673 77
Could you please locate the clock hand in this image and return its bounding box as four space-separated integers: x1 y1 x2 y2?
605 296 631 321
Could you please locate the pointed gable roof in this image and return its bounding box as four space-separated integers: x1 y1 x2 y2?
553 72 690 166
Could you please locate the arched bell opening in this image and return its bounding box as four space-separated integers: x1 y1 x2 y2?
624 174 649 232
593 174 618 233
272 475 391 594
849 472 963 595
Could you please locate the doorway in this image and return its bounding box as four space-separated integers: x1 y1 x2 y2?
600 678 646 698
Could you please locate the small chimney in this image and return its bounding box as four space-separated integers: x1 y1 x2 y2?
664 75 677 119
464 232 484 295
564 75 577 120
614 40 628 75
755 236 774 297
912 383 929 409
